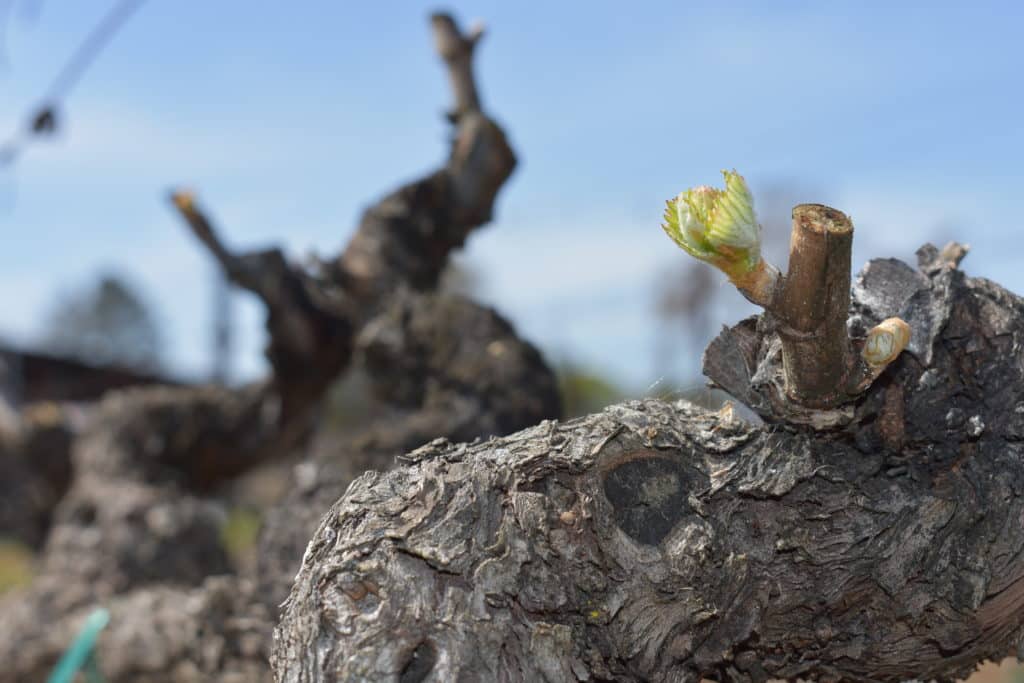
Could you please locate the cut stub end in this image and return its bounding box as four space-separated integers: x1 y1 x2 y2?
169 188 196 213
849 317 911 393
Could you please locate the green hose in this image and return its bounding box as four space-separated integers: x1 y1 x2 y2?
47 607 109 683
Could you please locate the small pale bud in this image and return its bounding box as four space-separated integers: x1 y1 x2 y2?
863 318 911 366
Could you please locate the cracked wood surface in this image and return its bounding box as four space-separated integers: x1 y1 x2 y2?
274 253 1024 682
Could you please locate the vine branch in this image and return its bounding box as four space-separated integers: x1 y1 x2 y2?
662 173 909 414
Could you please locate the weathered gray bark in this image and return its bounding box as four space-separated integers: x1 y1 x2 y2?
3 576 274 682
273 249 1024 682
257 289 560 608
0 389 239 682
6 9 1017 683
0 12 557 682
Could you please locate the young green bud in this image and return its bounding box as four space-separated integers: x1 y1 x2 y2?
661 170 762 278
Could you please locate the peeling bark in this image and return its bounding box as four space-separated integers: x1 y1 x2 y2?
274 251 1024 682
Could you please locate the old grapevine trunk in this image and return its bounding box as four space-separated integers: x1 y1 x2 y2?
0 12 555 682
272 247 1024 682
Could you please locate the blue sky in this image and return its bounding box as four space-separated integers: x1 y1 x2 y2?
0 1 1022 391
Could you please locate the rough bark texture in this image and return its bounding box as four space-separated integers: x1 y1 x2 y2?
256 290 560 609
0 12 557 682
714 204 910 423
274 249 1024 682
3 9 1018 683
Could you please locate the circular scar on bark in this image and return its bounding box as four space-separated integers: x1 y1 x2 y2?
602 451 701 545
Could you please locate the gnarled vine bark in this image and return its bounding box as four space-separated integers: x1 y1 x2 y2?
0 11 556 682
274 248 1024 682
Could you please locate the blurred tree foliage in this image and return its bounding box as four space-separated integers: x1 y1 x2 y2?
0 537 33 594
220 505 262 573
39 272 163 371
557 362 624 418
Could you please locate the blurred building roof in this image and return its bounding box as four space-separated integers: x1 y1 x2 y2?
0 344 177 408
